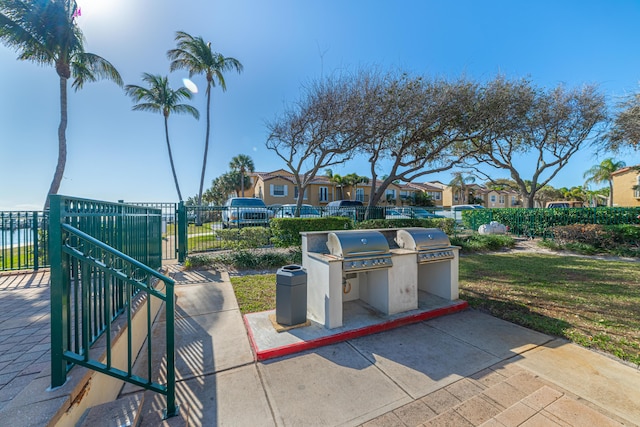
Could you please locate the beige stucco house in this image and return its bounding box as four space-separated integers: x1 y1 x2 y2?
611 166 640 207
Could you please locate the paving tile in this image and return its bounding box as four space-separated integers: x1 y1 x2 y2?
503 371 546 396
489 361 526 378
470 368 507 389
545 396 624 427
0 352 20 363
20 349 46 362
361 412 405 427
18 360 49 376
420 388 462 415
482 381 527 410
454 395 502 426
445 378 485 402
0 371 17 386
520 412 564 427
521 385 564 410
422 409 474 427
493 402 537 426
0 360 30 374
392 400 436 426
0 373 38 403
478 419 507 427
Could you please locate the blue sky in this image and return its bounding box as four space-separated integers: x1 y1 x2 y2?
2 0 640 210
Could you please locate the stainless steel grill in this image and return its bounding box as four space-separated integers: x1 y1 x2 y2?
326 230 393 272
395 228 455 263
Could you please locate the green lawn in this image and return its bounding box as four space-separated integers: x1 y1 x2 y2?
459 253 640 365
229 253 640 365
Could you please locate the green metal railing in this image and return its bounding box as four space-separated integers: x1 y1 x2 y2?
121 201 179 261
49 196 177 418
0 210 48 271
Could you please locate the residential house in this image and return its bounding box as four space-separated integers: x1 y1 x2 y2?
611 166 640 207
426 181 522 208
244 169 521 208
403 182 444 207
248 170 335 206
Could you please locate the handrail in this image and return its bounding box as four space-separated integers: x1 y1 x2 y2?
61 223 174 296
49 195 177 418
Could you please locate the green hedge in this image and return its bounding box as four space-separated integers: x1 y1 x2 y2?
214 227 272 249
464 207 640 238
356 218 456 236
270 216 353 247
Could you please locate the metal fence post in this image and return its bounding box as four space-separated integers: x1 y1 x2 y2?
32 211 39 271
49 195 69 388
177 202 187 263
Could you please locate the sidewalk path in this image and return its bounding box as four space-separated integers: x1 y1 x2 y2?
132 268 639 427
0 271 51 416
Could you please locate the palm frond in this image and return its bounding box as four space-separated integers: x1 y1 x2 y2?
71 52 123 90
172 104 200 120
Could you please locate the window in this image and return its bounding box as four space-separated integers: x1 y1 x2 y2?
427 191 441 201
490 195 496 203
270 184 287 197
499 195 505 204
319 187 328 202
511 196 517 205
356 188 364 201
294 186 308 200
386 189 396 198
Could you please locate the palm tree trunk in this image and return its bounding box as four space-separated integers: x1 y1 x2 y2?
44 76 69 210
164 115 183 201
608 180 614 207
240 167 245 197
198 87 212 206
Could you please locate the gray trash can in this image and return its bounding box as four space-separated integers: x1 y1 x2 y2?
276 264 307 326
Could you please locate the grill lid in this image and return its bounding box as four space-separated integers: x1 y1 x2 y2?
326 230 390 258
395 228 451 251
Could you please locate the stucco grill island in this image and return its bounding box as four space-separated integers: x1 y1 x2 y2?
301 228 460 329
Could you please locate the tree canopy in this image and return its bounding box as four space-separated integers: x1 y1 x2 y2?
466 78 607 208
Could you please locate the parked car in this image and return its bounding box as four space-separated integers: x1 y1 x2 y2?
275 204 322 218
545 201 584 208
385 208 411 219
395 207 445 219
221 197 271 228
325 200 364 219
441 204 485 221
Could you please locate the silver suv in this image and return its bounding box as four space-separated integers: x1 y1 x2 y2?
222 197 271 228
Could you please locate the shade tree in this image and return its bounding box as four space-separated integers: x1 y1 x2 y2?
466 78 607 208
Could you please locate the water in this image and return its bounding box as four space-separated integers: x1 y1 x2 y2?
1 227 33 248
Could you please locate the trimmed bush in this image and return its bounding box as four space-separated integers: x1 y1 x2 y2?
450 233 515 252
214 226 271 249
184 247 302 270
270 217 353 247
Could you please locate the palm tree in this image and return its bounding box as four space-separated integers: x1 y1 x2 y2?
0 0 123 209
583 158 626 207
344 173 369 201
326 169 346 200
229 154 254 197
167 31 243 206
448 172 476 205
125 73 199 201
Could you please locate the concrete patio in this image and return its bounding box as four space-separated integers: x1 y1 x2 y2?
1 268 639 426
